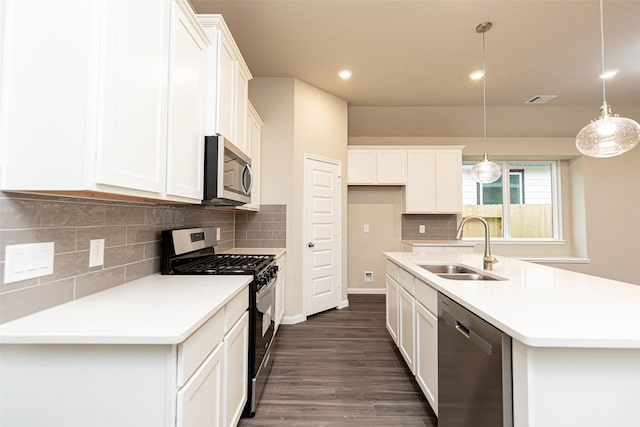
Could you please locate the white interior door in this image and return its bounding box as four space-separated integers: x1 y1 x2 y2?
304 155 341 317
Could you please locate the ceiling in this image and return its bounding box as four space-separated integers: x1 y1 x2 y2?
191 0 640 137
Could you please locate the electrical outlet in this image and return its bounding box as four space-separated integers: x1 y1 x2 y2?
216 228 221 241
89 239 105 267
419 225 426 234
364 271 374 283
363 224 369 233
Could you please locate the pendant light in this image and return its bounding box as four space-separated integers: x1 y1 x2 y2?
575 0 640 158
471 22 502 184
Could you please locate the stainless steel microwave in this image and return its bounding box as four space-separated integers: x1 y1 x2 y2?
203 136 252 206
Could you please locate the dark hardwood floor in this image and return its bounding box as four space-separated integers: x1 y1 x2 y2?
239 294 437 427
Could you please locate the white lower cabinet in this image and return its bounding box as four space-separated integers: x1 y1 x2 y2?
386 260 439 415
0 289 249 427
223 312 249 427
398 285 415 373
415 302 438 415
177 342 225 427
385 274 399 345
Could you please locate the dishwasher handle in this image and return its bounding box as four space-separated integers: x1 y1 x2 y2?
442 308 493 356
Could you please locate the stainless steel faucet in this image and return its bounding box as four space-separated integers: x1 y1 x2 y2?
456 215 498 270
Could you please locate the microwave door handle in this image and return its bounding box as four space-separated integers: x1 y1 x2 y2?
241 164 253 196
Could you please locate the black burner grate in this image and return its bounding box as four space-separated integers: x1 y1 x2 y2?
175 254 273 275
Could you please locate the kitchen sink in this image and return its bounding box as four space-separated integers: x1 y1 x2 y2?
437 273 500 281
419 264 476 274
419 264 506 281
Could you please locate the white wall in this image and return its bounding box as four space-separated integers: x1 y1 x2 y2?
347 187 402 292
249 77 348 321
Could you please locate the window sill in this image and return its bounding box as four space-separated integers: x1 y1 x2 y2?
462 239 566 245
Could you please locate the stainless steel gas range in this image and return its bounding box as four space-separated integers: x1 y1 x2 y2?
161 227 278 418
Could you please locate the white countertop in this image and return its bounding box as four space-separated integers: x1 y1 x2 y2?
403 240 475 247
384 252 640 349
0 274 252 345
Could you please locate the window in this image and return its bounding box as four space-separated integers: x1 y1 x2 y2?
462 161 559 240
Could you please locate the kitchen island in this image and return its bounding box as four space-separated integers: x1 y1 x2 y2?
385 251 640 427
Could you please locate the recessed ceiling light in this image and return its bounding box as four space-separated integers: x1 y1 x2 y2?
469 70 484 80
599 69 619 79
338 69 352 80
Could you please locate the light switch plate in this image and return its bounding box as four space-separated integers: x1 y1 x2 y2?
89 239 105 267
4 242 55 284
216 228 221 241
363 224 370 233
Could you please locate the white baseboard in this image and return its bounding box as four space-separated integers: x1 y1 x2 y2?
347 287 386 295
280 314 306 325
337 299 349 309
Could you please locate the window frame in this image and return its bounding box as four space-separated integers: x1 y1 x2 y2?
462 160 562 242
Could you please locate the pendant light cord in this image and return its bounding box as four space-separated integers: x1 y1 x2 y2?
600 0 607 103
482 30 488 151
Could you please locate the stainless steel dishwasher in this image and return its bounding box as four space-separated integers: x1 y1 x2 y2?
438 293 512 427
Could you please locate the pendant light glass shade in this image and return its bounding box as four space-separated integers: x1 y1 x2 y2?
472 22 502 184
471 153 502 183
576 102 640 158
575 0 640 158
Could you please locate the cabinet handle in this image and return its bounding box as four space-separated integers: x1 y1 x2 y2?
308 242 315 248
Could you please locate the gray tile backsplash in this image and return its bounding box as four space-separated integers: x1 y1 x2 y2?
235 205 287 248
0 192 237 323
402 214 459 240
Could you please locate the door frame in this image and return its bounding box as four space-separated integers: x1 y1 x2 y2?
302 153 342 317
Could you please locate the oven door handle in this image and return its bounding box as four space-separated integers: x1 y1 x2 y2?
256 276 277 300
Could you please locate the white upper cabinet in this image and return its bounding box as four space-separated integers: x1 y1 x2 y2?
403 147 463 214
347 148 406 185
237 101 262 211
166 0 210 200
0 0 210 203
198 14 253 156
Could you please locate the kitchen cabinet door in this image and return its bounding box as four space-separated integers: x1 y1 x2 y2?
386 274 399 345
94 0 170 194
403 148 462 214
415 301 438 415
234 65 250 156
177 342 224 427
377 150 406 184
224 311 249 427
347 149 406 185
435 149 462 213
198 15 252 152
348 150 376 184
404 150 436 213
398 285 415 373
166 0 209 200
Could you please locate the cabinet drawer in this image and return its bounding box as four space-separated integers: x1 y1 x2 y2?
177 308 225 387
415 278 438 314
225 287 249 332
398 268 415 294
386 261 400 282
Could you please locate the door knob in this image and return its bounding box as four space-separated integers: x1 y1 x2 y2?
308 242 315 248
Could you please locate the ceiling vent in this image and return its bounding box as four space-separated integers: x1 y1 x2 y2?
525 95 558 104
